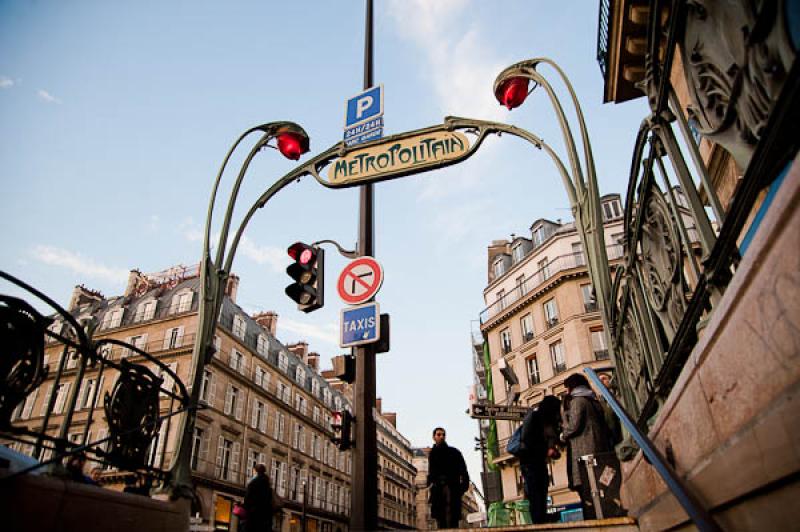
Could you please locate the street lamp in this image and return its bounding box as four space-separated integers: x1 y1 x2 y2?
168 121 310 499
493 58 614 362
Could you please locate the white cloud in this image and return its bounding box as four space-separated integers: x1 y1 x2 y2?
147 214 160 232
31 245 128 284
278 318 339 347
0 76 14 89
239 236 287 273
36 89 61 104
179 217 204 242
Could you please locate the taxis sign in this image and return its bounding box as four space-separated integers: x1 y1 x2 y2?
327 130 470 186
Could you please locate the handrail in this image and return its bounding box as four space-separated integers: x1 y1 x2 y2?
584 367 721 532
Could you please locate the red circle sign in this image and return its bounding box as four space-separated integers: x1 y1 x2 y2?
337 257 384 305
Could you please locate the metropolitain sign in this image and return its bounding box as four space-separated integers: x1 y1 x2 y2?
327 130 470 186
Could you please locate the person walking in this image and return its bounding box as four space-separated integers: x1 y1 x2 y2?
243 463 274 532
518 395 562 523
561 373 614 520
427 427 469 528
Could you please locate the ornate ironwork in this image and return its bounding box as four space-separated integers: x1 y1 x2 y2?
0 297 49 427
604 0 798 436
104 359 163 470
0 270 191 485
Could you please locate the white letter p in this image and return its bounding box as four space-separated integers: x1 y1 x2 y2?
356 96 373 119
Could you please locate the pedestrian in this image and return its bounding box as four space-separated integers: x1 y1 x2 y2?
561 373 614 520
243 463 274 532
518 395 562 523
427 427 469 528
65 452 97 485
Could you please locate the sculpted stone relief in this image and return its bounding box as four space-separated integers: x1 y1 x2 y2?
681 0 796 169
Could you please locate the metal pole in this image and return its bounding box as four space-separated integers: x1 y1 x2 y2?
351 1 378 529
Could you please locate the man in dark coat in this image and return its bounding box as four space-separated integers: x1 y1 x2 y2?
243 463 274 532
518 395 562 523
562 373 613 520
427 427 469 528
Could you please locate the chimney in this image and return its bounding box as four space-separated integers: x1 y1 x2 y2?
384 412 397 428
68 285 104 311
287 341 309 360
306 352 320 371
225 274 240 303
376 397 382 414
123 269 148 297
253 311 279 336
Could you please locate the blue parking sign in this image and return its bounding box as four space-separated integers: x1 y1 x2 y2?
345 85 383 128
340 302 381 348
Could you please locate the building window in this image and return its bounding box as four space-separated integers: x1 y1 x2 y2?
592 329 609 360
229 349 246 375
497 289 506 311
278 352 288 372
293 423 306 452
224 384 243 420
500 328 512 354
313 405 321 424
191 426 208 471
101 308 124 329
532 225 548 247
216 436 239 482
295 366 305 385
549 340 566 374
572 241 585 266
602 198 622 221
273 412 286 442
200 369 215 406
278 382 290 404
516 274 527 297
254 366 269 389
295 394 307 416
173 290 193 314
520 314 534 342
79 378 97 410
582 284 597 312
251 400 267 432
163 326 184 350
232 315 246 340
134 300 156 322
311 379 320 397
256 334 268 355
512 243 525 263
527 357 541 385
538 258 551 281
544 299 559 328
492 258 505 279
124 334 148 357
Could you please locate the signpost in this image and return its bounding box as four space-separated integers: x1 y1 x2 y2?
340 302 381 348
344 85 384 147
470 403 529 421
337 256 384 305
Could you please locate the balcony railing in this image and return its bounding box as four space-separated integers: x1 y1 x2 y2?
594 349 610 361
480 246 622 324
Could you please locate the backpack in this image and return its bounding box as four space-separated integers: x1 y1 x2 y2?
506 425 524 456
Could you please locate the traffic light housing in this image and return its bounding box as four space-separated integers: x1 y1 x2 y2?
285 242 324 313
330 410 353 451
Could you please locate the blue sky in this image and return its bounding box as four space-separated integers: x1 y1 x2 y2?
0 0 649 487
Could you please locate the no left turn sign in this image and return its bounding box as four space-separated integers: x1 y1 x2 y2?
337 256 384 305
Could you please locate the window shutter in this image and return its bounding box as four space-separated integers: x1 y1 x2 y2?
215 436 225 478
250 398 257 429
235 390 243 421
259 404 267 433
55 382 70 414
22 388 38 419
199 429 210 466
224 385 233 415
229 349 237 370
240 355 247 377
163 329 173 350
208 373 216 408
231 442 241 483
175 326 184 348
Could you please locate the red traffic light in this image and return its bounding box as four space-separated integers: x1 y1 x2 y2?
287 242 315 262
276 132 310 161
495 76 530 110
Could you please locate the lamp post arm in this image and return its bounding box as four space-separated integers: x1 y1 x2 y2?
214 134 271 269
203 126 272 264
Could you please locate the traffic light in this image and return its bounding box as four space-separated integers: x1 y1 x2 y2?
330 410 353 451
285 242 324 313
